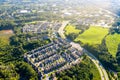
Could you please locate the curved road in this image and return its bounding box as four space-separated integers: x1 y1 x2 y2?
58 21 109 80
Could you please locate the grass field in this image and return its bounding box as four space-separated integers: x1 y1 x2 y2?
0 30 13 53
75 26 109 45
65 25 81 35
105 33 120 57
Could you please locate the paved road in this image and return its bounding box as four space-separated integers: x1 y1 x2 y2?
70 42 109 80
58 21 109 80
58 21 69 39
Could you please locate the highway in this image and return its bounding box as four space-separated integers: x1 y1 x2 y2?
58 21 109 80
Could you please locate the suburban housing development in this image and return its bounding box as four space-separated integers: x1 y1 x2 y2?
24 38 83 78
1 0 120 80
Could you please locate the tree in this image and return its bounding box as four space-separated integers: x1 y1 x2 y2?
0 20 15 30
67 33 78 40
0 63 19 80
12 46 25 57
117 44 120 65
15 62 38 80
109 18 120 34
118 72 120 80
56 57 98 80
60 76 72 80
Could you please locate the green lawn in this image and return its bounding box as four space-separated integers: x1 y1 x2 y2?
105 33 120 57
75 26 109 45
65 25 81 35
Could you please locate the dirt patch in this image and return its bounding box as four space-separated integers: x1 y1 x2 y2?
0 30 13 34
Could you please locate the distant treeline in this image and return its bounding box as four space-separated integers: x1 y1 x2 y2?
0 20 15 30
109 18 120 34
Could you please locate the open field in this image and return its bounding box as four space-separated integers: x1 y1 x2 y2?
0 30 13 36
0 30 13 51
65 24 81 35
75 26 109 45
105 33 120 57
65 25 120 57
